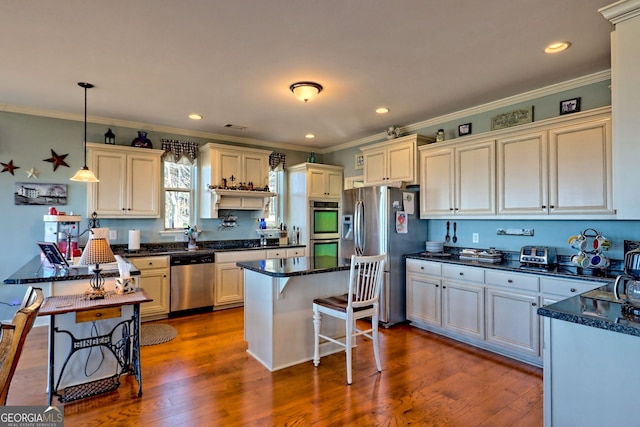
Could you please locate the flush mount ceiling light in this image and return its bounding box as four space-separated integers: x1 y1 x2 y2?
545 41 571 54
376 107 390 114
305 133 315 139
188 114 202 120
289 81 323 102
70 82 99 183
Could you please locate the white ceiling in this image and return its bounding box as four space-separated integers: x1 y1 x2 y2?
0 0 613 150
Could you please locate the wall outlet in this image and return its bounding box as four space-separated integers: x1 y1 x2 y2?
109 230 117 240
472 233 479 243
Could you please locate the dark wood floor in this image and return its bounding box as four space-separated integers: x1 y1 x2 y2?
9 308 542 426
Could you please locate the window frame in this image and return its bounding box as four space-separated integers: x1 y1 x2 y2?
163 160 196 230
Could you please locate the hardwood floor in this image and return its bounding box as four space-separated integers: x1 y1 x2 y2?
9 308 542 426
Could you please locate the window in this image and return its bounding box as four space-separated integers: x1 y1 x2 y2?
164 162 194 229
267 168 284 226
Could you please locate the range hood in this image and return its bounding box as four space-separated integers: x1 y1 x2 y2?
203 189 276 219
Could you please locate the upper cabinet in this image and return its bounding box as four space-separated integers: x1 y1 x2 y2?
86 143 163 218
420 107 612 219
361 134 432 186
288 163 344 200
497 111 613 216
420 139 496 217
199 143 273 219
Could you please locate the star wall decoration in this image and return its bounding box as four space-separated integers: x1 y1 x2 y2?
1 160 20 175
25 167 39 178
43 149 70 171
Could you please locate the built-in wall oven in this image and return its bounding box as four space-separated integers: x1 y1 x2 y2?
309 200 340 264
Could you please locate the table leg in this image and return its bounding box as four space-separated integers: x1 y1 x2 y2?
47 315 55 405
133 304 142 397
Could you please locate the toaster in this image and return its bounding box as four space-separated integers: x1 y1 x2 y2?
519 246 557 266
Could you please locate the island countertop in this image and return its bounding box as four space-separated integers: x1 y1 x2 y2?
237 256 350 278
3 255 140 285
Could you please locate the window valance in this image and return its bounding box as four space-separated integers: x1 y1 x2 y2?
269 152 286 171
161 139 199 164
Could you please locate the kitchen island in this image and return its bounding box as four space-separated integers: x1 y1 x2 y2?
239 256 351 371
537 290 640 426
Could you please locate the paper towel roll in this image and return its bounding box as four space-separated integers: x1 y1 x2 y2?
128 229 140 251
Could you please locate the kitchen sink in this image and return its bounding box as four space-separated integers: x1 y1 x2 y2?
582 289 620 303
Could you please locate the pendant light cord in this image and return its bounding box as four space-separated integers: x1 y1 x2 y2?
78 82 94 168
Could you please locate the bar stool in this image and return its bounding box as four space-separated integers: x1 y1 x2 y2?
312 254 385 384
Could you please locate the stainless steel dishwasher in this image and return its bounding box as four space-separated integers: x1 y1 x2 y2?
170 253 214 312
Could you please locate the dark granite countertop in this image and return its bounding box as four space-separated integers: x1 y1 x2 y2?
238 256 351 278
537 293 640 338
112 239 305 258
404 252 618 284
3 256 140 285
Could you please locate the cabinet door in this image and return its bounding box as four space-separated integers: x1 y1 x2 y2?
406 273 441 326
90 150 127 216
326 171 343 198
486 288 539 357
497 132 548 214
456 140 496 215
420 147 455 217
215 262 244 306
363 148 387 185
442 280 484 339
218 151 242 184
243 153 268 188
387 142 415 182
127 153 160 217
308 169 328 198
138 268 170 320
549 118 613 214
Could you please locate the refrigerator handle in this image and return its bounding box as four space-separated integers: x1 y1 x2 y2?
355 200 364 255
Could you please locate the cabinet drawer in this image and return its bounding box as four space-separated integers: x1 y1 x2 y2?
442 264 484 283
406 259 441 276
266 249 286 259
216 250 266 263
540 277 602 298
130 256 169 270
286 247 306 257
485 270 539 292
76 306 122 323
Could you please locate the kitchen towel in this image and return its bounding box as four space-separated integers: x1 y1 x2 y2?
128 229 141 251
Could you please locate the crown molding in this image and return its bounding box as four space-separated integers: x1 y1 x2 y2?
599 0 640 24
0 69 611 155
327 69 611 153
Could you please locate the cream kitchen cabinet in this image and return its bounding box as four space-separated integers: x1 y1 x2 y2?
497 112 613 216
129 256 170 321
308 165 343 198
361 134 431 186
86 143 162 218
419 139 496 217
406 273 442 327
441 265 485 340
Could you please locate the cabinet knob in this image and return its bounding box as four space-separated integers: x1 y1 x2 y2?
531 302 537 307
507 279 513 283
459 272 464 276
149 262 153 266
550 205 555 209
449 208 454 211
436 284 439 288
570 288 576 293
420 266 424 270
442 286 446 289
542 205 546 209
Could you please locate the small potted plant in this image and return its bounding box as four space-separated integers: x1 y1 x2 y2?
184 224 202 250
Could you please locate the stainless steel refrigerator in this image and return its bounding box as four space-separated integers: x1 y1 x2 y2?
341 186 427 326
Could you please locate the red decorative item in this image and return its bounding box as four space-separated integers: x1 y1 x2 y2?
43 149 70 171
1 160 20 175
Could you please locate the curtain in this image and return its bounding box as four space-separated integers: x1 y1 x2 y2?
161 139 199 164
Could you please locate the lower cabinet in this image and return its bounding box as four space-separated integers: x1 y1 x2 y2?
214 247 306 308
406 258 605 367
129 256 170 321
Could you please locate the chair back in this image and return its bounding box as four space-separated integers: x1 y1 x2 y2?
348 254 385 309
0 287 44 405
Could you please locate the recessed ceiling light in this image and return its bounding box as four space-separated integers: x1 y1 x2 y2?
189 114 202 120
545 41 571 54
376 107 389 114
305 133 315 139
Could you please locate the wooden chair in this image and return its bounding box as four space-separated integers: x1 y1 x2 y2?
312 254 385 384
0 286 44 405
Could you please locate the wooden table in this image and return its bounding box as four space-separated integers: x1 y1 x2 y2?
38 289 152 405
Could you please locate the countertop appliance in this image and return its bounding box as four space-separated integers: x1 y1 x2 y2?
170 253 214 313
519 246 557 267
342 186 427 326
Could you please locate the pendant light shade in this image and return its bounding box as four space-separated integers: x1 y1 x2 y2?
289 81 323 102
70 82 99 182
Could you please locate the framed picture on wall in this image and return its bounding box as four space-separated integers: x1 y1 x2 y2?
354 154 364 170
560 97 581 115
458 123 472 136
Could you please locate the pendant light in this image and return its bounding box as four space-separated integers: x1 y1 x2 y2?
70 82 99 182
